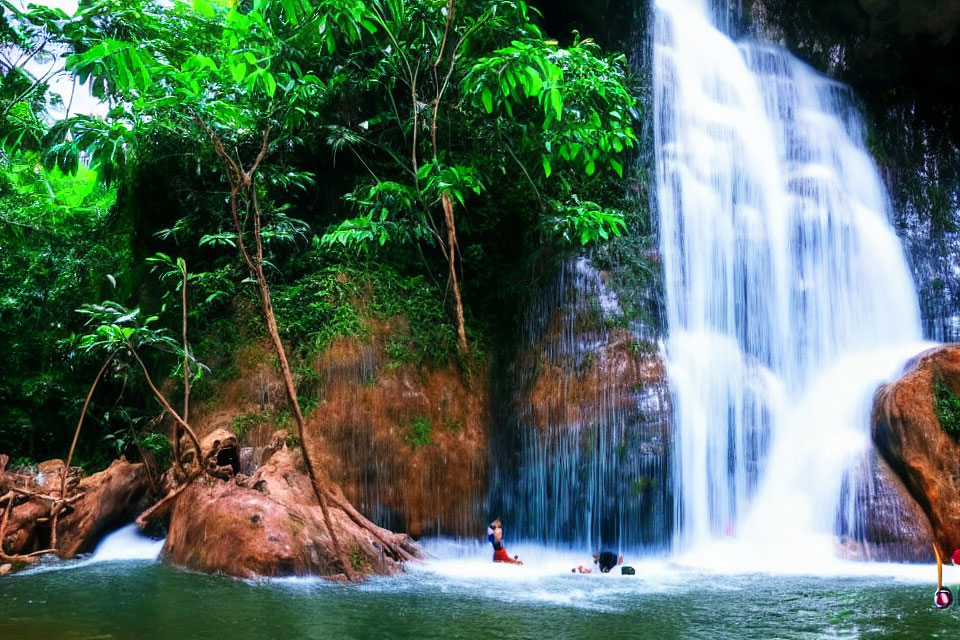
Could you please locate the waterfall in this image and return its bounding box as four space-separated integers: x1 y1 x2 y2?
489 257 672 550
653 0 925 556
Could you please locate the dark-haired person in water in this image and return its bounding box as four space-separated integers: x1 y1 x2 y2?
593 550 623 573
487 518 523 564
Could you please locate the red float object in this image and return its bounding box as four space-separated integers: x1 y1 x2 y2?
935 588 954 609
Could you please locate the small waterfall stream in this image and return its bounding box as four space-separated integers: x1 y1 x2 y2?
653 0 926 557
89 524 164 562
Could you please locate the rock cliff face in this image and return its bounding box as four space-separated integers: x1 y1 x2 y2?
873 345 960 560
188 332 488 541
841 451 934 562
310 338 488 539
489 257 672 548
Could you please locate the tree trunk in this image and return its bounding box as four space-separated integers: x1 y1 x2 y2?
249 257 356 580
201 122 416 578
442 191 468 354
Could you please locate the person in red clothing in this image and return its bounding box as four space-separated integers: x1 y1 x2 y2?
487 518 523 564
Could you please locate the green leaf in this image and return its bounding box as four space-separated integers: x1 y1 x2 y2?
610 158 623 178
263 72 277 98
192 0 215 18
541 156 551 178
549 90 562 120
230 62 247 83
481 87 493 114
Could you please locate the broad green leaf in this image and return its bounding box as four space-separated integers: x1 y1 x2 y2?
263 71 277 97
481 87 493 114
549 90 562 120
610 158 623 178
231 62 247 83
193 0 215 18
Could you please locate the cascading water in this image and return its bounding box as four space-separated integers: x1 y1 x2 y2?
489 257 673 550
653 0 926 557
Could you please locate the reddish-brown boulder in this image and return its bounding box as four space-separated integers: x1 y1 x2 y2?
163 443 422 579
55 459 152 557
1 458 152 561
873 344 960 560
2 498 49 556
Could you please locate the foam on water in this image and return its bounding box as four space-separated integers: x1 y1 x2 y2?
356 539 954 612
15 524 164 575
417 538 949 584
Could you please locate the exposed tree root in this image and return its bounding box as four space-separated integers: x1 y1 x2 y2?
135 469 202 529
321 487 417 563
0 491 56 565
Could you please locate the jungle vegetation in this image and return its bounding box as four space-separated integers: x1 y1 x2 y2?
0 0 641 468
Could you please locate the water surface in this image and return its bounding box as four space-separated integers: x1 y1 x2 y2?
3 545 958 640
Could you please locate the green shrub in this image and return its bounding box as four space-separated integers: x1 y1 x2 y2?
405 416 432 448
348 546 369 572
229 412 271 442
935 377 960 441
139 432 173 470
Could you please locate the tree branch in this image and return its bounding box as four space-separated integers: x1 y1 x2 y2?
62 350 118 500
128 344 202 464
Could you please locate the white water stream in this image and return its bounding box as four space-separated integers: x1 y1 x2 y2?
89 524 164 562
653 0 926 557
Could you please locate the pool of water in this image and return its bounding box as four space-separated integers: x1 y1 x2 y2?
2 538 959 639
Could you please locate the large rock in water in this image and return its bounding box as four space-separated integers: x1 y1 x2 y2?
872 345 960 560
55 459 152 557
163 435 421 579
0 458 152 559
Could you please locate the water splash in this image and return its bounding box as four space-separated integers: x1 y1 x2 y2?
89 524 164 562
653 0 924 552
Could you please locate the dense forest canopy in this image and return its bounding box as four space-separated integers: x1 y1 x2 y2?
0 0 641 468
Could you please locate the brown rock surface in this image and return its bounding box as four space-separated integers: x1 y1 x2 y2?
56 459 152 557
873 344 960 560
188 335 489 540
2 498 49 556
1 458 152 561
163 444 421 579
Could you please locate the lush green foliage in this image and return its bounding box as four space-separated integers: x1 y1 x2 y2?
317 0 636 251
0 156 125 462
273 258 469 365
0 0 639 466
